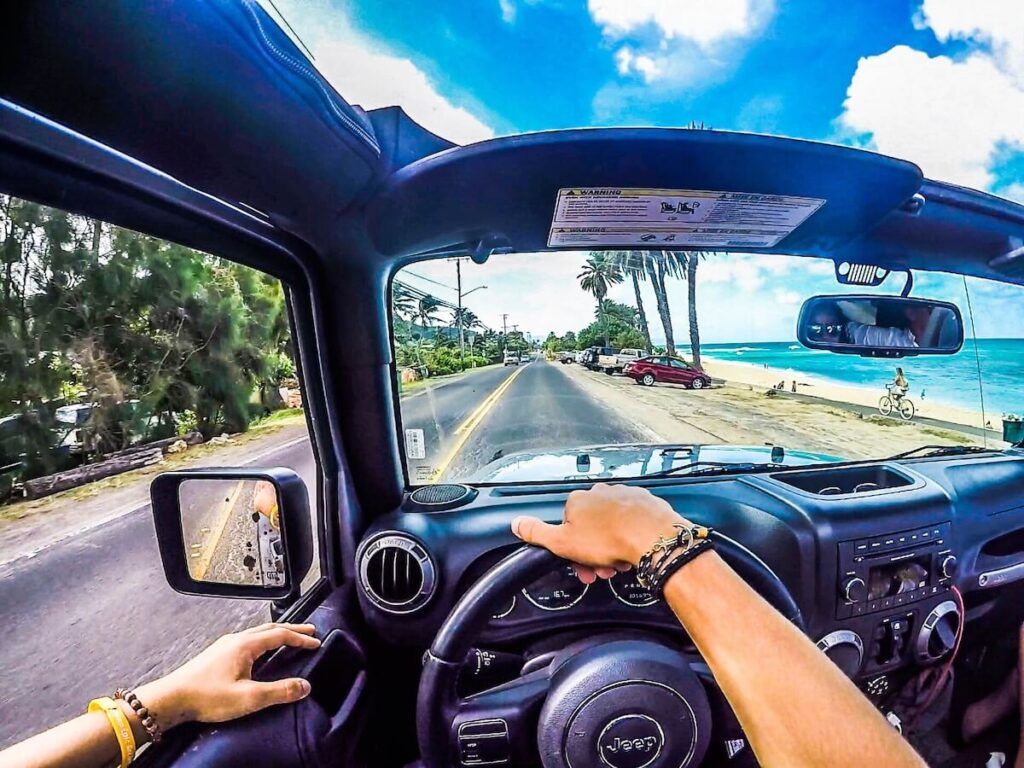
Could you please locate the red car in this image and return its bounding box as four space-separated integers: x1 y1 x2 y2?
623 356 712 389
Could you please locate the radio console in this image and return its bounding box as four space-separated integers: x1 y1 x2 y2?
836 522 956 619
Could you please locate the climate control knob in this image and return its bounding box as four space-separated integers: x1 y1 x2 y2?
841 576 867 603
916 600 960 664
816 630 864 678
941 555 958 579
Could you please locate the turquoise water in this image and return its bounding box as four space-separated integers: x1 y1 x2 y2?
702 339 1024 418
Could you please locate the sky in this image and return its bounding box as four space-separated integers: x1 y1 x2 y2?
263 0 1024 343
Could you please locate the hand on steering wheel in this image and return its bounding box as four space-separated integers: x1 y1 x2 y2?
511 483 691 582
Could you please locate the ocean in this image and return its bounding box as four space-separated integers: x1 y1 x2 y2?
702 339 1024 419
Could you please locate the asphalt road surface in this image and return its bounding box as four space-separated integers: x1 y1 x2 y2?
401 357 648 482
0 356 642 747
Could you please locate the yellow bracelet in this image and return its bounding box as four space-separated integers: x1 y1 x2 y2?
88 696 136 767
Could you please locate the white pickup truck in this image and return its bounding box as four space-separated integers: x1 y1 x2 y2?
591 347 645 374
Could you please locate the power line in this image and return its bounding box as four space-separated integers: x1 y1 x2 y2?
264 0 316 60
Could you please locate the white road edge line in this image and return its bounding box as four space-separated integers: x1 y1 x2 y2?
0 434 312 570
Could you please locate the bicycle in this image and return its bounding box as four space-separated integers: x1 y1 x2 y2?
878 384 915 420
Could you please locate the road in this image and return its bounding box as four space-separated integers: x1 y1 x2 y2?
0 357 641 747
401 357 649 482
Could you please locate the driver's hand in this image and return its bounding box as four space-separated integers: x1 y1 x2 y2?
134 623 320 731
511 484 691 583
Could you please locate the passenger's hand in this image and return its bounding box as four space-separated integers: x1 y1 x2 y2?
135 623 320 731
511 484 690 582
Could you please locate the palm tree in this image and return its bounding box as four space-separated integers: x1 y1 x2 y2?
683 252 710 369
417 295 442 334
391 283 417 340
643 250 687 356
610 250 653 352
578 253 623 346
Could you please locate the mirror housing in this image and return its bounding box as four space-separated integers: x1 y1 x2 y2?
797 295 964 358
150 467 313 602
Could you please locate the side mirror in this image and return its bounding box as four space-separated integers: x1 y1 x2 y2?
797 295 964 357
150 467 313 601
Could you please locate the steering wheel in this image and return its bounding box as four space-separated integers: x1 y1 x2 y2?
417 534 803 768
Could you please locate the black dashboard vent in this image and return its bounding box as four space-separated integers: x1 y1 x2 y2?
357 533 436 614
407 483 477 511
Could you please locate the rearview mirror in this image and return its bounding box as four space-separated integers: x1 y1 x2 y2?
150 467 313 601
797 295 964 357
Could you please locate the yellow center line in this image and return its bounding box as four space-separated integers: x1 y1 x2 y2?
432 366 526 481
192 480 245 582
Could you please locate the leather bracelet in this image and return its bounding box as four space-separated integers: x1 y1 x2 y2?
636 524 712 588
115 688 162 743
651 538 715 599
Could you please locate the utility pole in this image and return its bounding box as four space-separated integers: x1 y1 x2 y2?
455 259 464 360
502 313 509 352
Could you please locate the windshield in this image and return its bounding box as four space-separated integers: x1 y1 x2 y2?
391 252 1024 485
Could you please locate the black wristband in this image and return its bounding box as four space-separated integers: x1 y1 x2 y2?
651 539 714 599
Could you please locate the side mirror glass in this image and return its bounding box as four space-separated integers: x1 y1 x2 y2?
797 295 964 357
151 468 313 601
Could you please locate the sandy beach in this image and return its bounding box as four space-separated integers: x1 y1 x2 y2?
702 357 996 432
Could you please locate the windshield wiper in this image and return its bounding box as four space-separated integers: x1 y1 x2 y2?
883 444 996 461
644 460 776 479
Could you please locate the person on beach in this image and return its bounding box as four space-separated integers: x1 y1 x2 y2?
891 367 910 400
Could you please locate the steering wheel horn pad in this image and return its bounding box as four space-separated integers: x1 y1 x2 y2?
537 639 711 768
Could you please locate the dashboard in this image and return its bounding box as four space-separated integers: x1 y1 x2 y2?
356 450 1024 707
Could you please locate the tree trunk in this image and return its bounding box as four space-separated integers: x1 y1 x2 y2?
647 258 676 356
598 294 609 346
631 270 652 351
686 255 702 369
24 448 163 499
91 220 102 258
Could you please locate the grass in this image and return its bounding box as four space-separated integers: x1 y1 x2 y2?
398 363 500 396
0 409 308 522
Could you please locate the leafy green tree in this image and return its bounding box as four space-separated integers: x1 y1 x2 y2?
0 195 296 476
578 252 623 346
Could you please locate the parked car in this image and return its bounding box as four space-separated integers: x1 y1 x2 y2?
559 351 573 364
503 351 520 366
623 356 712 388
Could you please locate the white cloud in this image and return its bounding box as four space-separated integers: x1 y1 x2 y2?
614 47 661 81
917 0 1024 86
589 0 769 48
838 44 1024 189
588 0 774 119
261 0 494 145
499 0 516 23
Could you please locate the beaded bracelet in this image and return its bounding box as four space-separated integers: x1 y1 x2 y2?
115 688 163 743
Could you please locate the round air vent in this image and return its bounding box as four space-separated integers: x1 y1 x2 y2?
407 483 477 511
358 532 436 614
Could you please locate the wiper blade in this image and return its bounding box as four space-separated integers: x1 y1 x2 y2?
883 444 995 461
644 460 771 479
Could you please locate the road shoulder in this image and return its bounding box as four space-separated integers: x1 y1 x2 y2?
0 422 309 568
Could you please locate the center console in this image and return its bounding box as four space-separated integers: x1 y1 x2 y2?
820 522 961 686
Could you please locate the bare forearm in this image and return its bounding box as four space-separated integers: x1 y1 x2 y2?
0 711 124 768
665 551 925 768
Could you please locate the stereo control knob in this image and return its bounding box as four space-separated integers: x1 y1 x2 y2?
841 576 867 603
941 555 958 579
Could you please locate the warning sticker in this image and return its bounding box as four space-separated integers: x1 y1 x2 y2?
404 428 426 460
547 188 824 248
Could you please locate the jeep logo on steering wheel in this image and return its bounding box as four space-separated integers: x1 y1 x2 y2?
598 714 665 768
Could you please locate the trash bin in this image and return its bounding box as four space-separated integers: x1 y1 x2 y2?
1003 416 1024 444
